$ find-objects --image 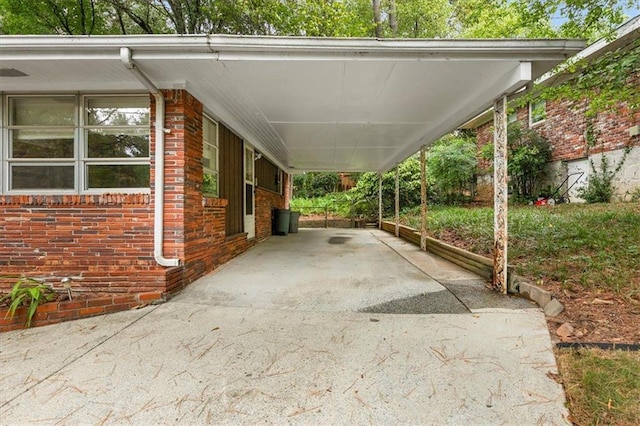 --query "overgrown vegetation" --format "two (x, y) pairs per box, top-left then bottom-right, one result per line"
(1, 277), (55, 328)
(578, 147), (632, 203)
(293, 172), (341, 199)
(556, 348), (640, 426)
(400, 203), (640, 296)
(481, 123), (553, 202)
